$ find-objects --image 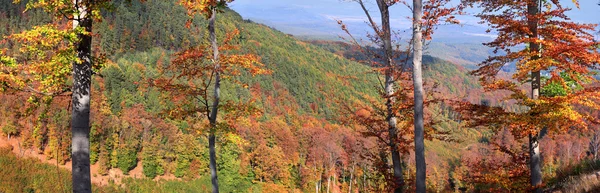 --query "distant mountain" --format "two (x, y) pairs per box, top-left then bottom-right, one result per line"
(231, 4), (341, 37)
(230, 1), (500, 44)
(428, 25), (497, 43)
(229, 2), (507, 71)
(236, 14), (497, 44)
(425, 42), (491, 70)
(230, 0), (598, 42)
